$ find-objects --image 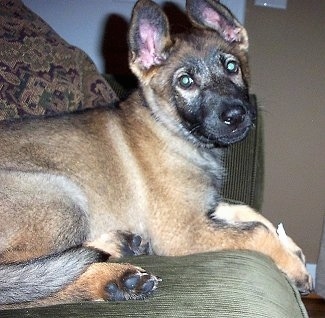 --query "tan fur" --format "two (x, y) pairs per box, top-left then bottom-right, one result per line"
(2, 262), (150, 309)
(0, 0), (312, 308)
(0, 92), (312, 294)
